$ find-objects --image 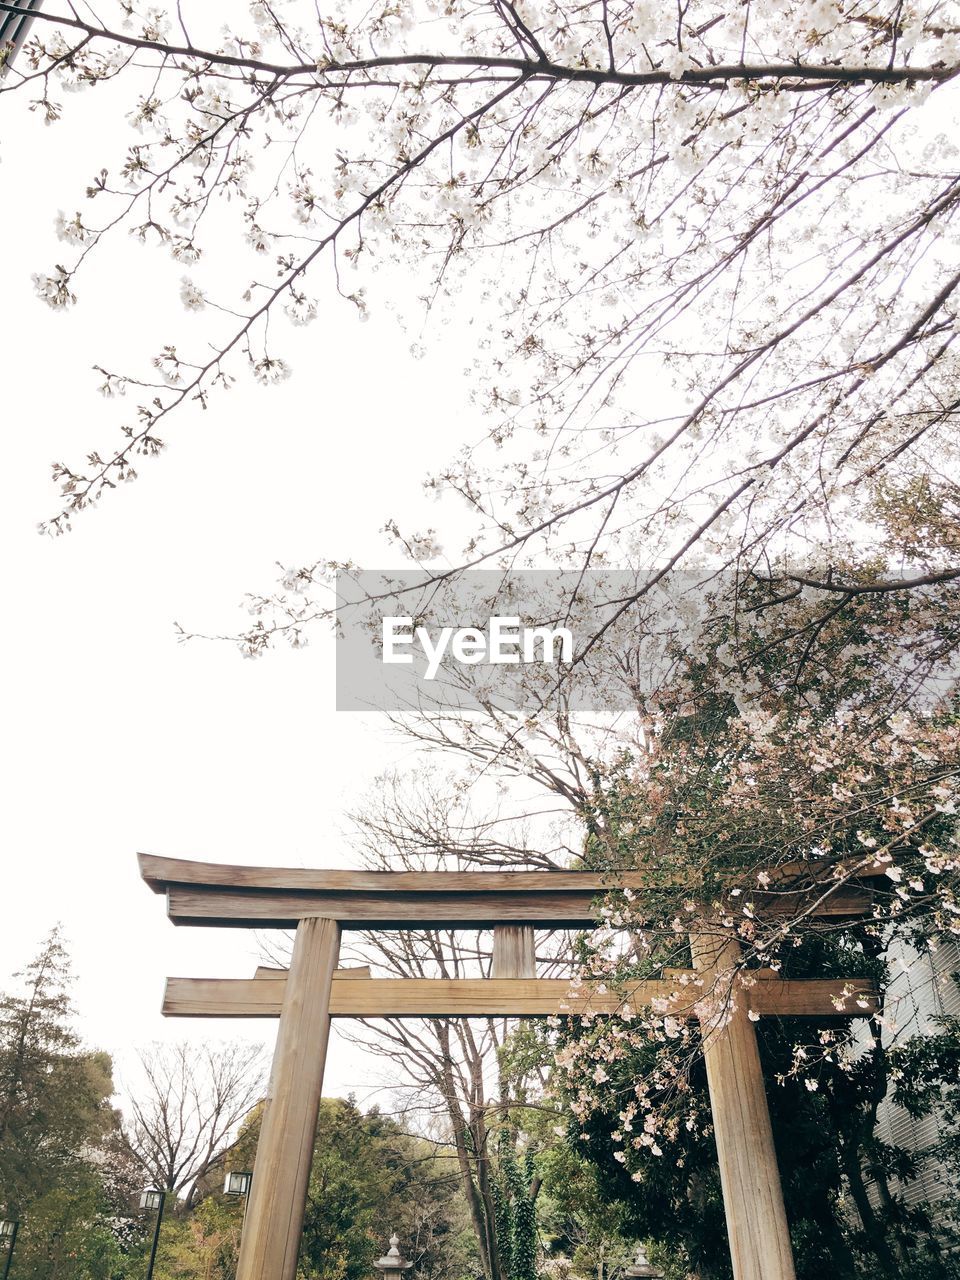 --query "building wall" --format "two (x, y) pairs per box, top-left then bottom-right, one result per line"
(871, 938), (960, 1208)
